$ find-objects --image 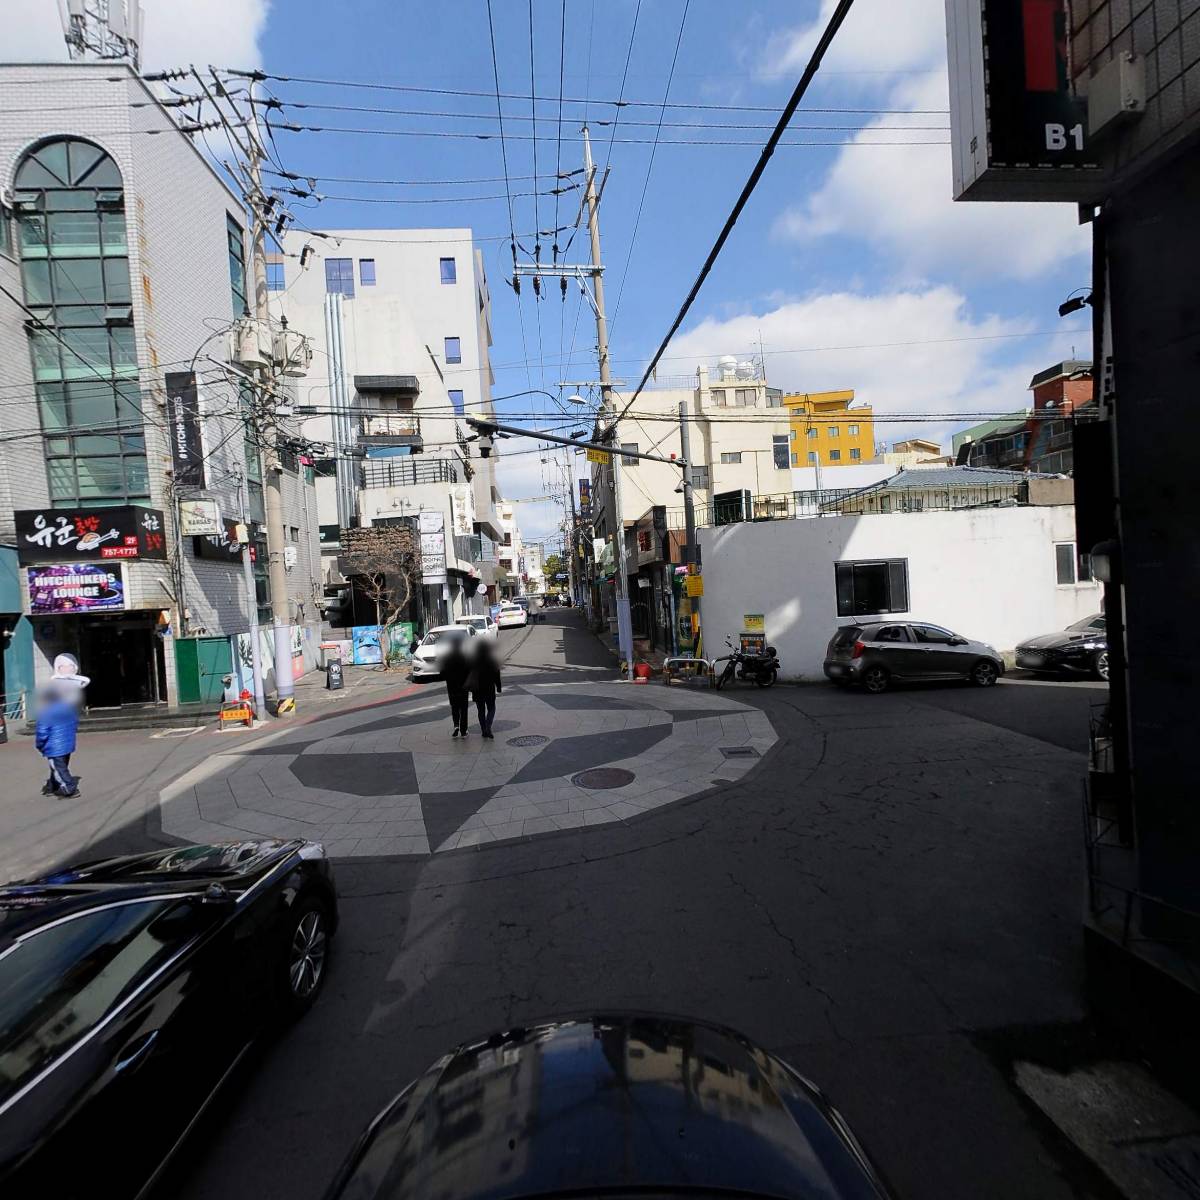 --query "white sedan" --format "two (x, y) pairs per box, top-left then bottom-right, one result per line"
(496, 603), (528, 629)
(456, 614), (498, 641)
(410, 625), (475, 680)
